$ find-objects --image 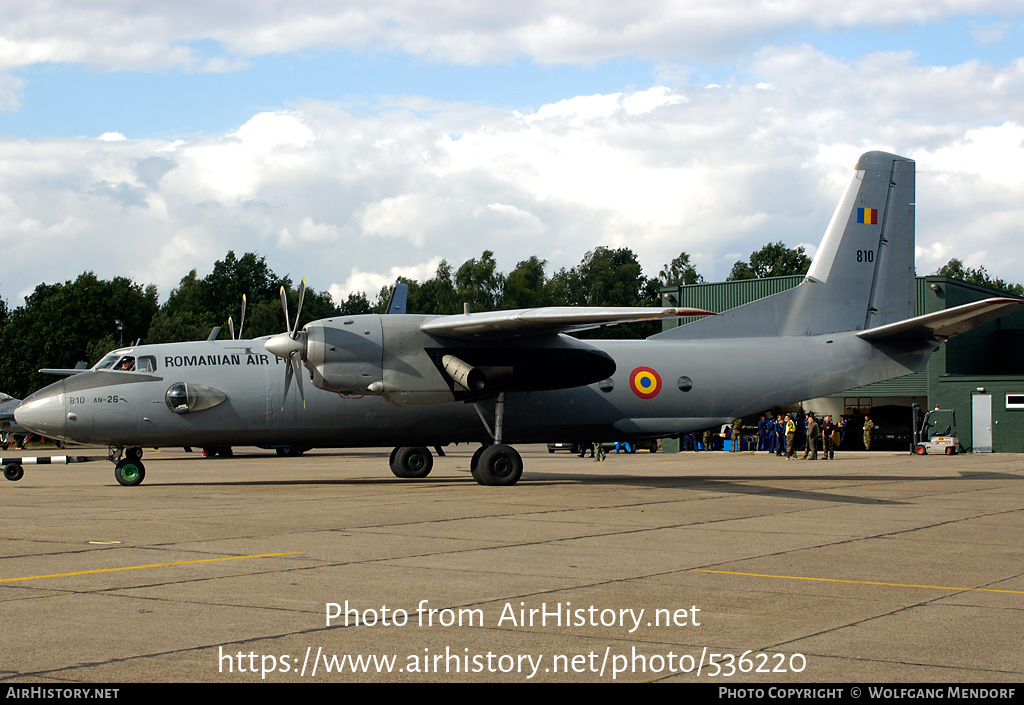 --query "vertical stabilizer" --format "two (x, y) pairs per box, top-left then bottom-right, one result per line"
(654, 151), (915, 340)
